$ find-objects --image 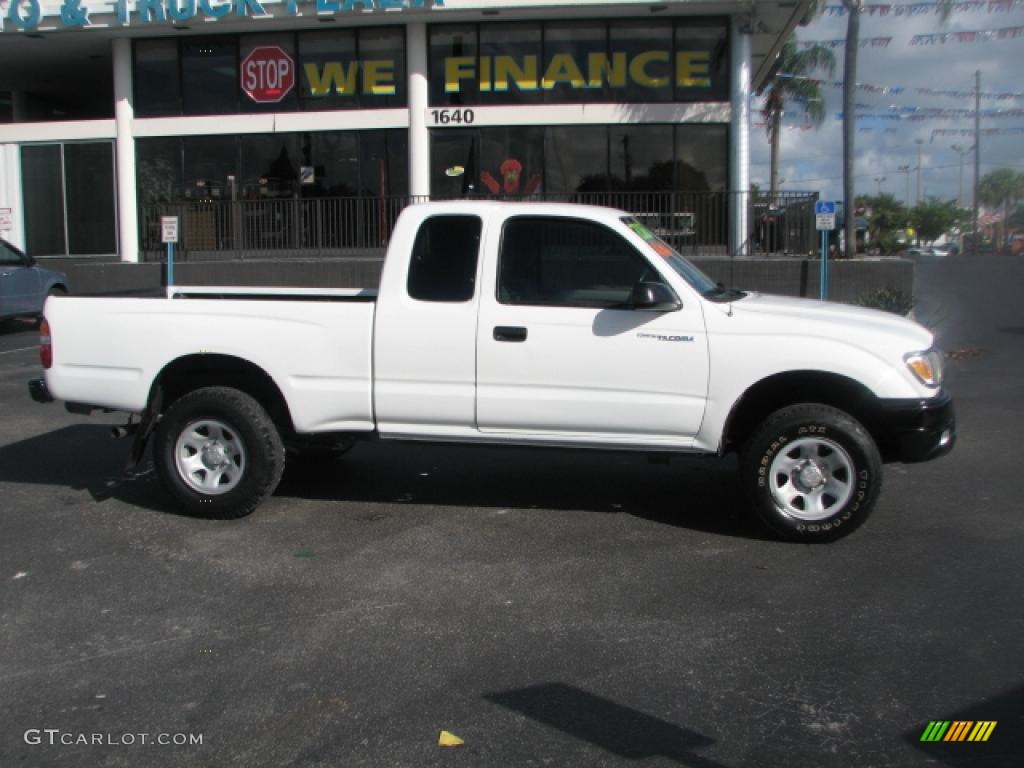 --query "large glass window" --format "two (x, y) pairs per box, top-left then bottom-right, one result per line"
(297, 30), (359, 110)
(64, 143), (117, 255)
(610, 125), (675, 191)
(408, 215), (481, 302)
(430, 25), (478, 106)
(21, 145), (65, 257)
(544, 127), (607, 195)
(429, 124), (726, 198)
(499, 217), (652, 308)
(21, 142), (116, 257)
(356, 27), (406, 109)
(542, 21), (608, 104)
(182, 38), (239, 116)
(135, 29), (407, 118)
(429, 18), (729, 107)
(675, 124), (728, 192)
(675, 18), (729, 103)
(608, 21), (673, 104)
(479, 23), (543, 106)
(134, 40), (181, 117)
